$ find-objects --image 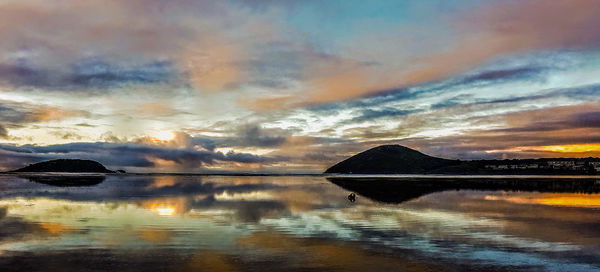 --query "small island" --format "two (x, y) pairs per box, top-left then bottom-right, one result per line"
(325, 145), (600, 175)
(10, 159), (115, 173)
